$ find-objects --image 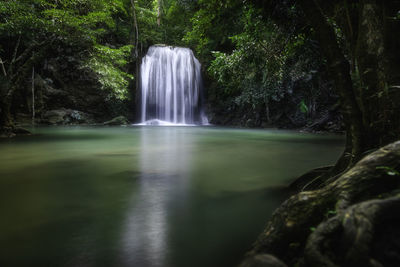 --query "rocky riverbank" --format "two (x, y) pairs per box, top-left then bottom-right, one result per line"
(241, 141), (400, 267)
